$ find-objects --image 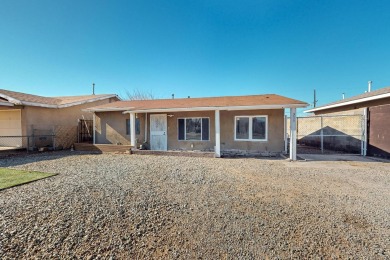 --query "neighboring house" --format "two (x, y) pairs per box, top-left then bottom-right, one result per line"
(305, 86), (390, 158)
(0, 89), (119, 149)
(85, 94), (308, 159)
